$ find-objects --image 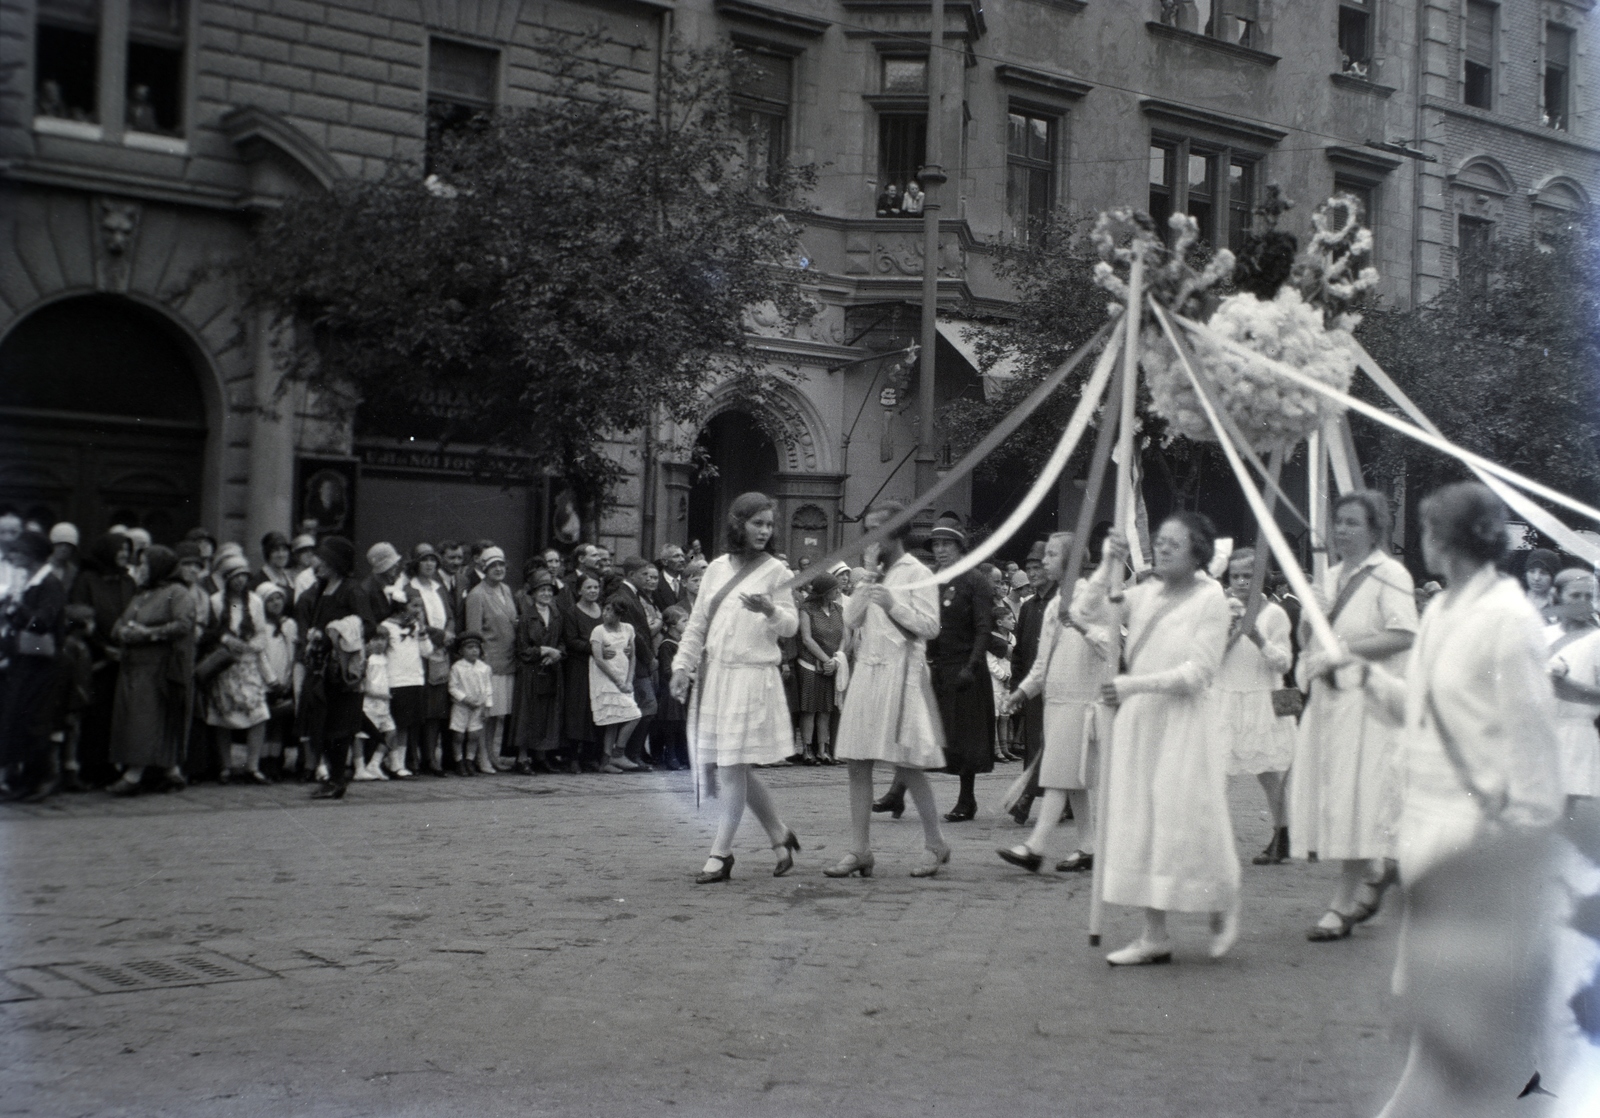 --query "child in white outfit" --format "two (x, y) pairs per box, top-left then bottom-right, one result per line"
(449, 632), (494, 777)
(356, 632), (393, 781)
(380, 600), (432, 779)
